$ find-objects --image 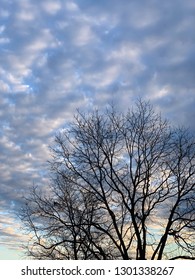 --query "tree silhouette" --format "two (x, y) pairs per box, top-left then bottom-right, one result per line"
(20, 100), (195, 259)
